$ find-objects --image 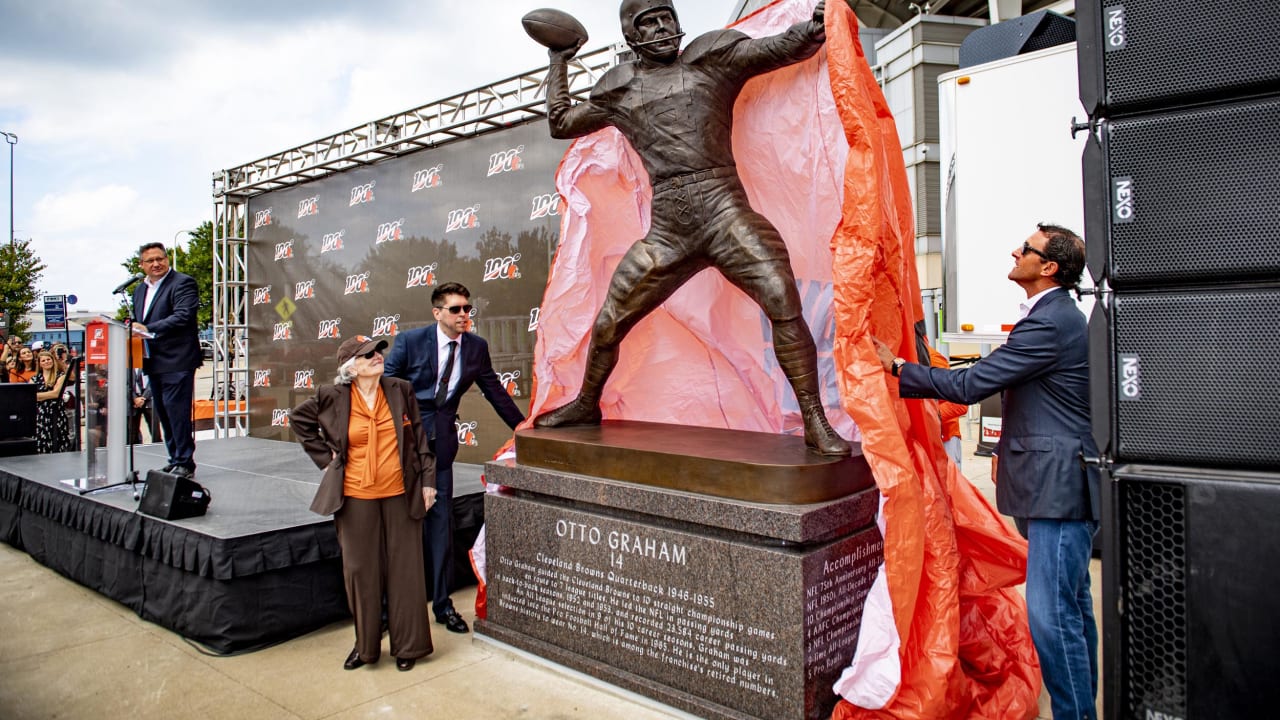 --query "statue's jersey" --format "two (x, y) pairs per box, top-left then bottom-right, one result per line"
(550, 27), (822, 183)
